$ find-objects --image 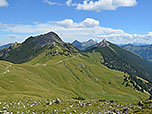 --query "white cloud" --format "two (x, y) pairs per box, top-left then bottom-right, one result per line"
(76, 0), (137, 11)
(8, 35), (19, 39)
(1, 18), (152, 44)
(56, 18), (99, 28)
(0, 22), (9, 27)
(56, 19), (75, 28)
(43, 0), (62, 6)
(0, 0), (8, 7)
(66, 0), (72, 6)
(80, 18), (100, 28)
(33, 22), (39, 24)
(65, 0), (77, 6)
(43, 0), (137, 11)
